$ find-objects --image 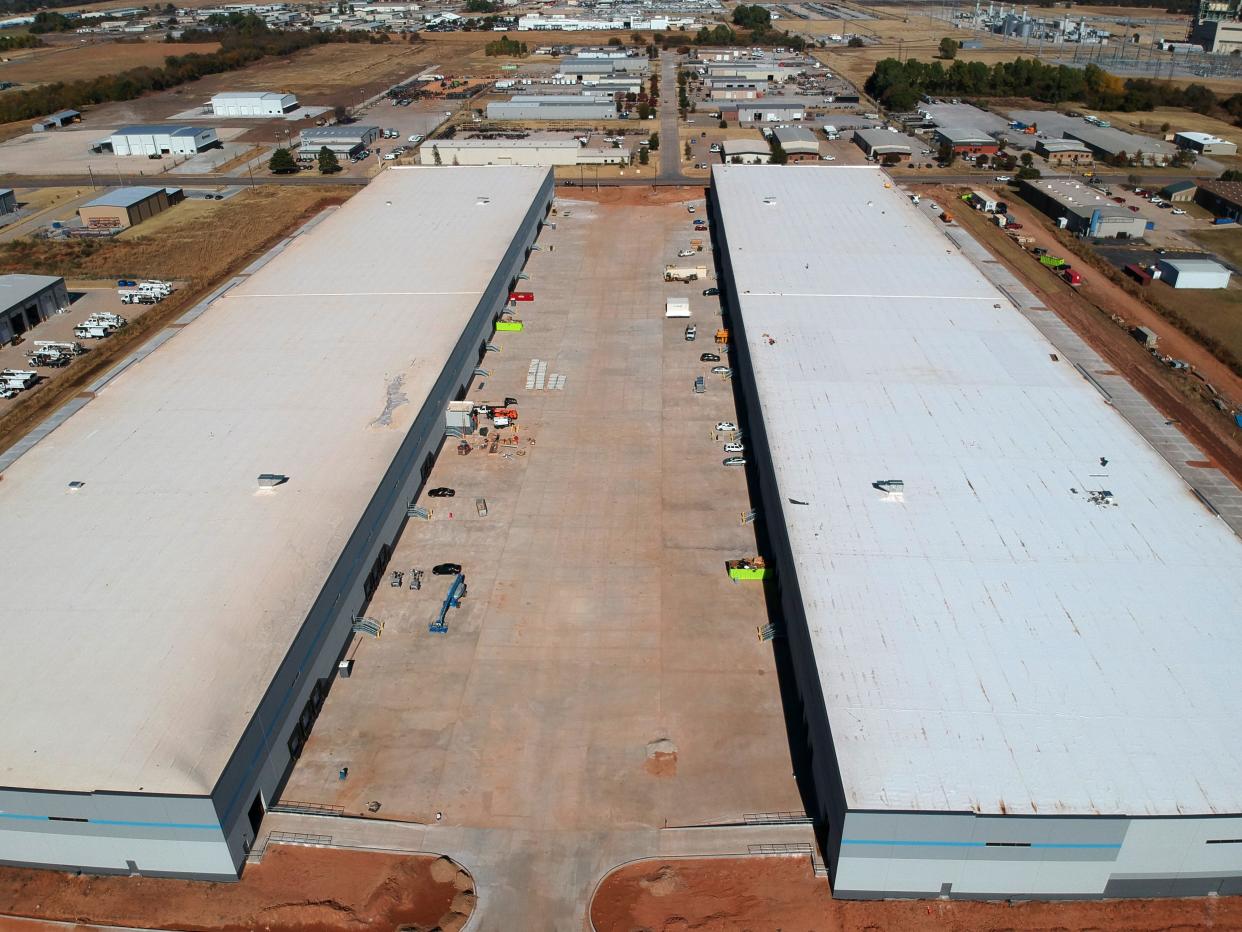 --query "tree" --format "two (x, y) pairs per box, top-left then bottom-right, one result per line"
(631, 32), (644, 44)
(938, 37), (958, 59)
(847, 36), (864, 48)
(719, 119), (728, 129)
(637, 102), (653, 119)
(608, 36), (623, 46)
(937, 141), (955, 165)
(268, 147), (297, 174)
(648, 132), (660, 151)
(1019, 151), (1034, 167)
(684, 140), (693, 159)
(975, 153), (989, 168)
(882, 152), (903, 166)
(768, 137), (788, 165)
(731, 4), (771, 29)
(639, 147), (650, 165)
(1015, 166), (1041, 179)
(317, 147), (341, 174)
(333, 104), (350, 124)
(432, 145), (442, 166)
